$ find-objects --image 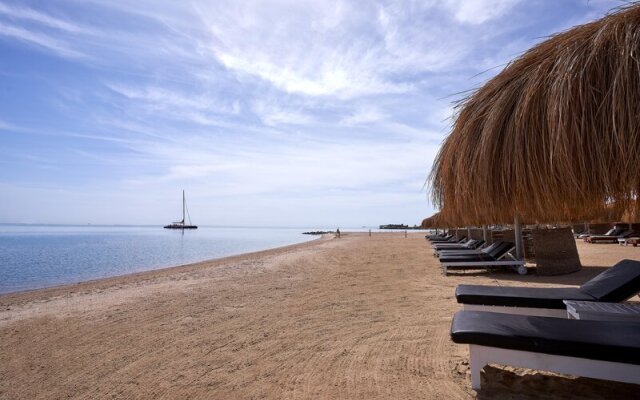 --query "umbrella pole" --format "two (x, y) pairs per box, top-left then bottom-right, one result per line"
(514, 215), (523, 260)
(467, 226), (472, 239)
(482, 225), (488, 242)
